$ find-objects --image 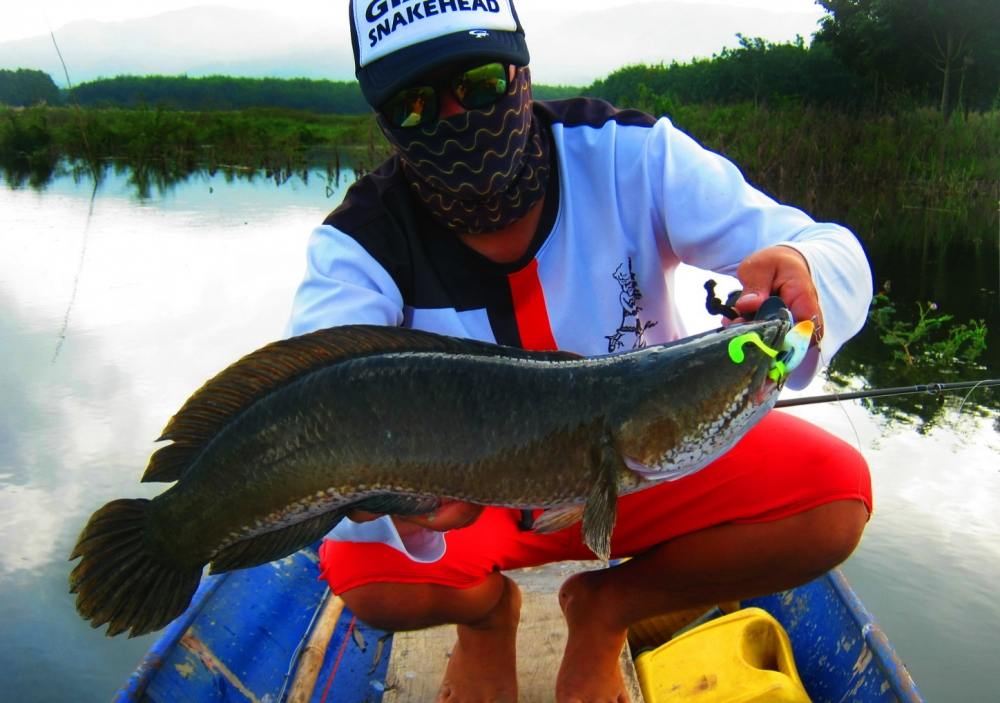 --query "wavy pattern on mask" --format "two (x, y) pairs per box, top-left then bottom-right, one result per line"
(379, 68), (550, 234)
